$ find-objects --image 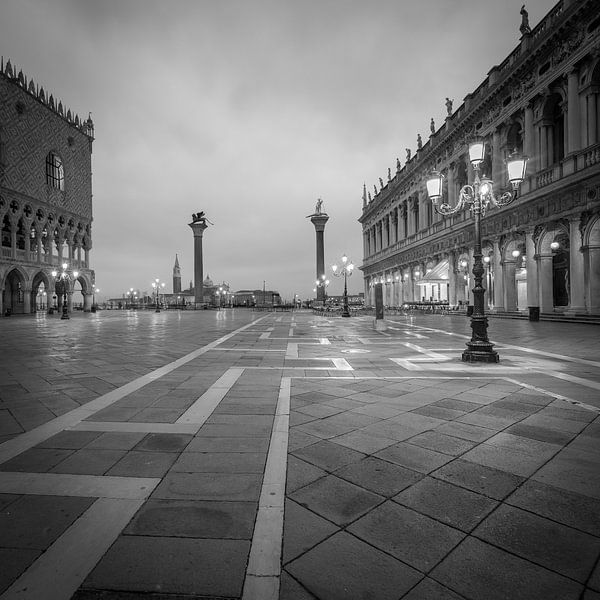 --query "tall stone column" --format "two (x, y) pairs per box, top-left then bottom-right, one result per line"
(567, 218), (585, 314)
(189, 217), (209, 305)
(310, 211), (329, 304)
(525, 230), (539, 308)
(538, 254), (554, 312)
